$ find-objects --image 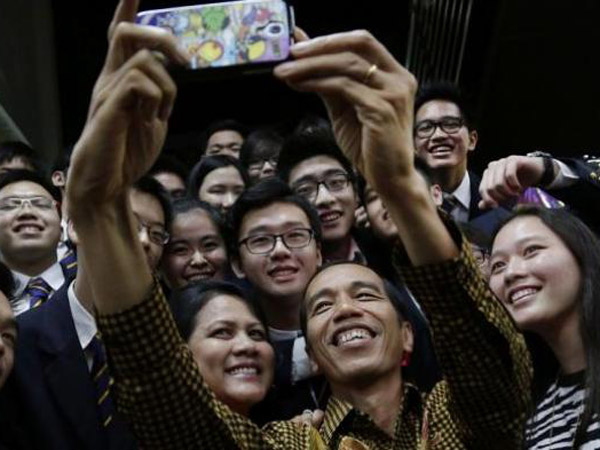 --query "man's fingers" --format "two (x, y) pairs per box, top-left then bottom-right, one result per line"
(108, 0), (140, 41)
(294, 26), (310, 42)
(504, 158), (524, 193)
(275, 52), (387, 90)
(97, 49), (177, 121)
(105, 22), (190, 73)
(290, 30), (403, 74)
